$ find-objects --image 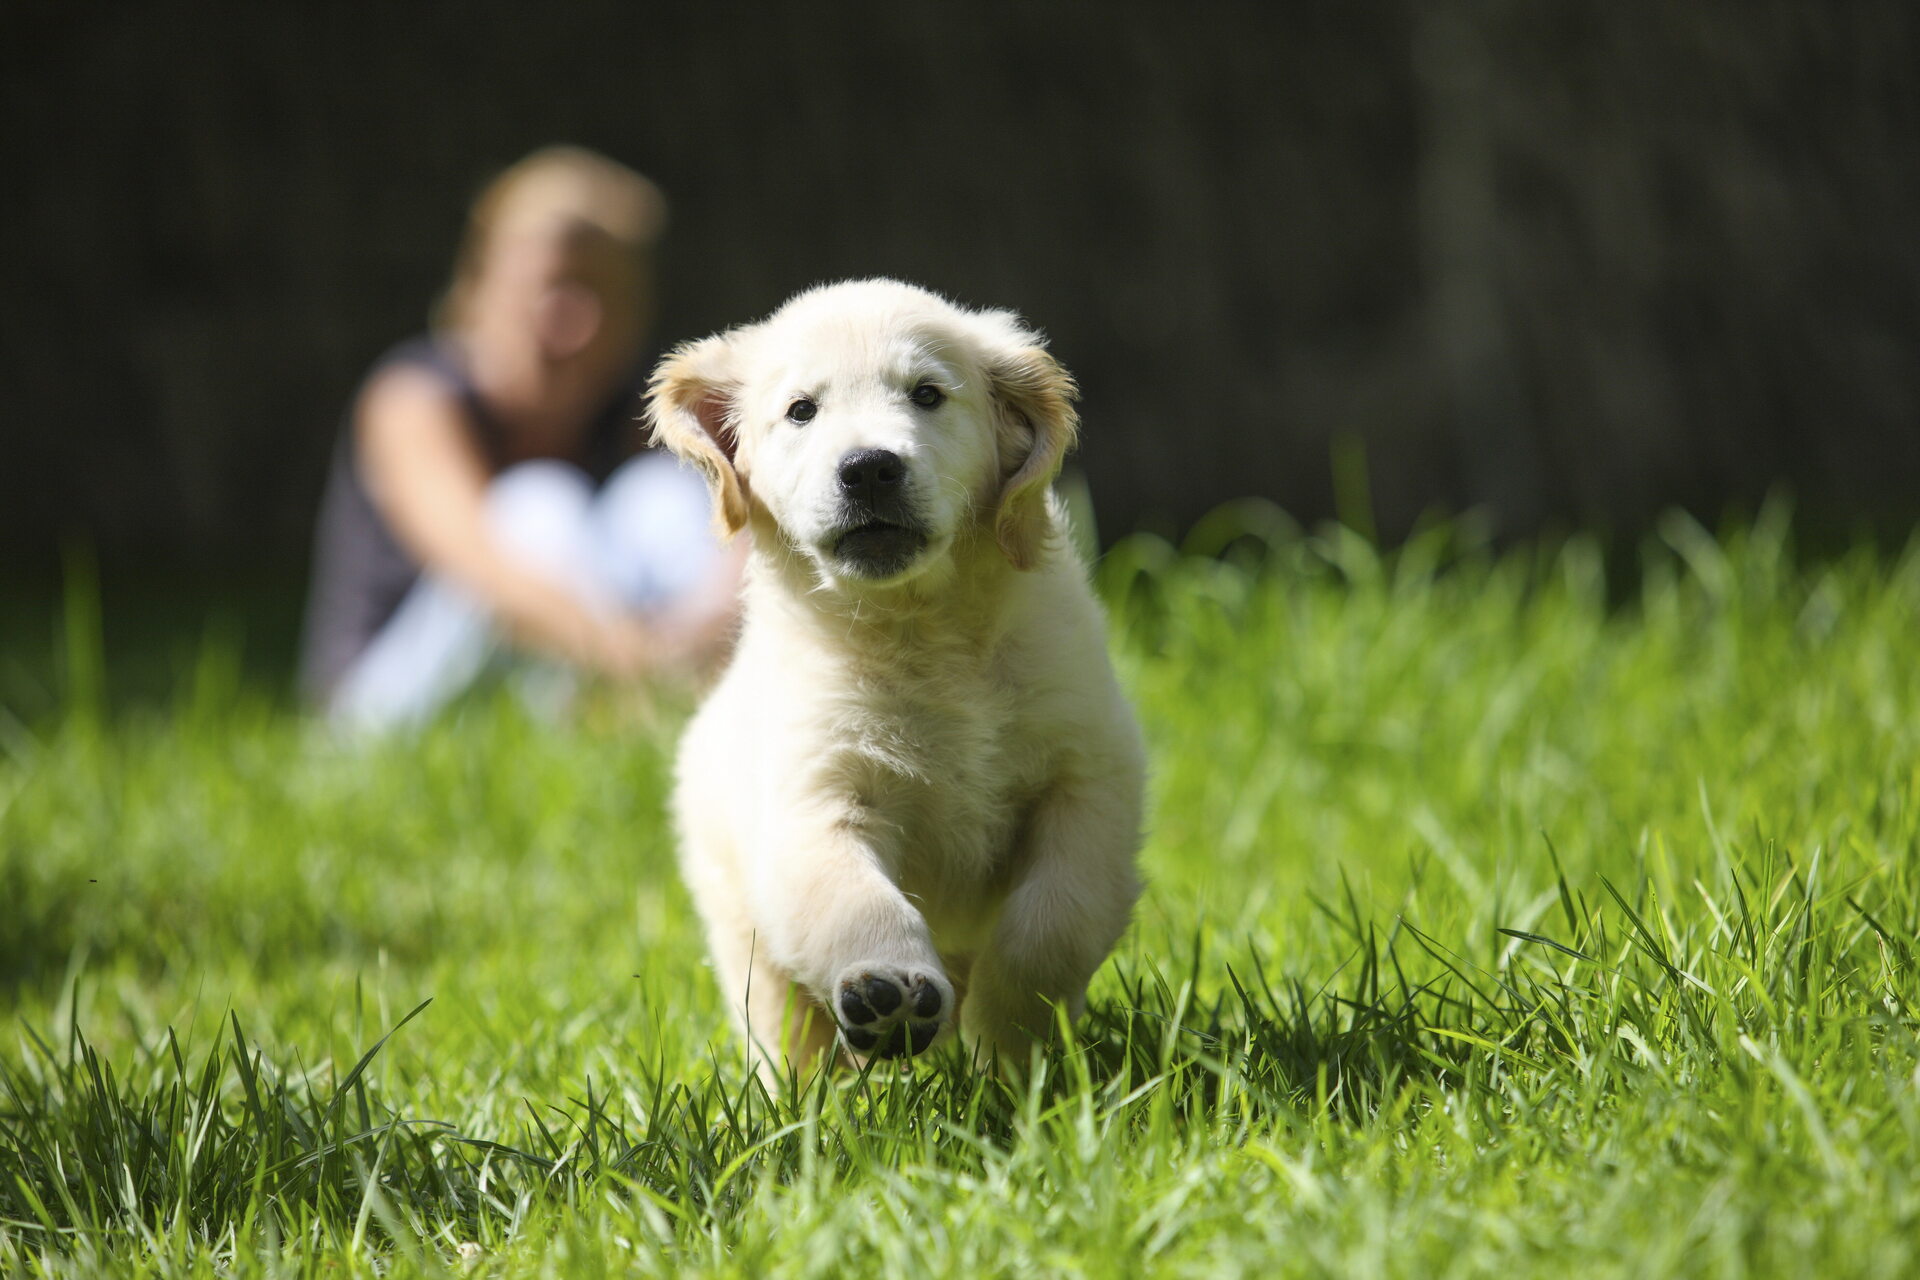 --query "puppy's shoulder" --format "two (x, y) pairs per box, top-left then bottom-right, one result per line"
(1001, 544), (1109, 659)
(998, 548), (1135, 746)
